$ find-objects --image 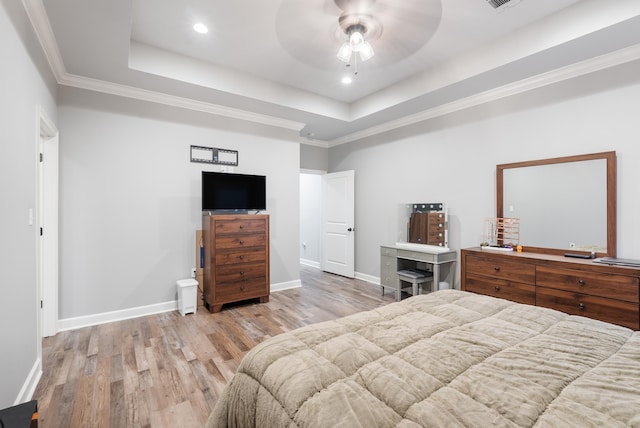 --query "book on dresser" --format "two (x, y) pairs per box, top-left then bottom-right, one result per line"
(202, 213), (270, 313)
(461, 247), (640, 330)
